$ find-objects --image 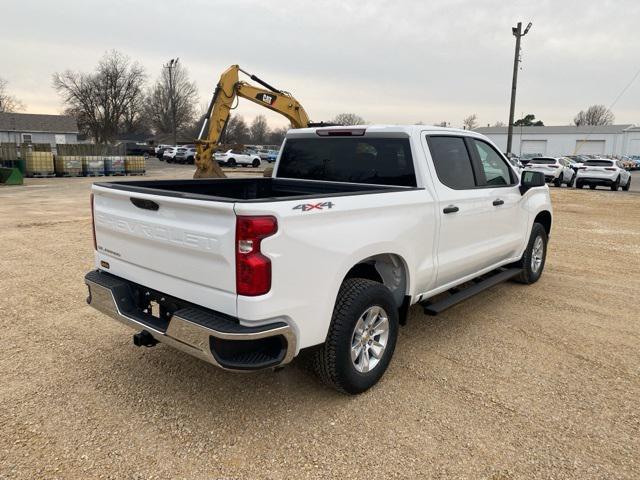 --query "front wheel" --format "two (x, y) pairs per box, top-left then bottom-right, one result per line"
(252, 158), (261, 168)
(226, 158), (236, 168)
(513, 223), (548, 285)
(313, 278), (399, 394)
